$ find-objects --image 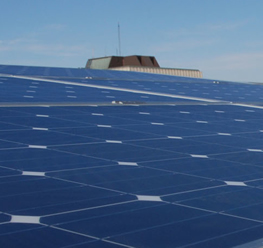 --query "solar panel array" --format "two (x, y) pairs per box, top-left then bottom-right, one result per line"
(1, 64), (263, 247)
